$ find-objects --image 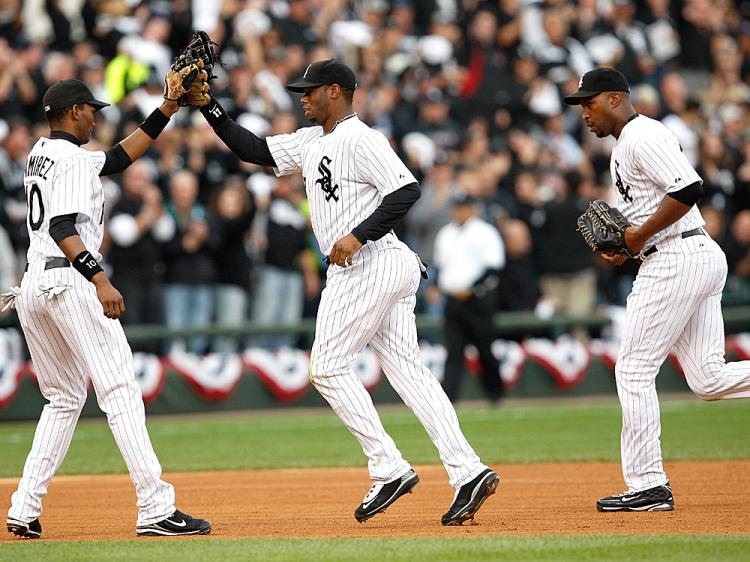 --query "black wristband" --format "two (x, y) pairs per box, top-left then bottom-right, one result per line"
(351, 227), (367, 244)
(72, 250), (104, 281)
(200, 99), (230, 128)
(139, 108), (170, 139)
